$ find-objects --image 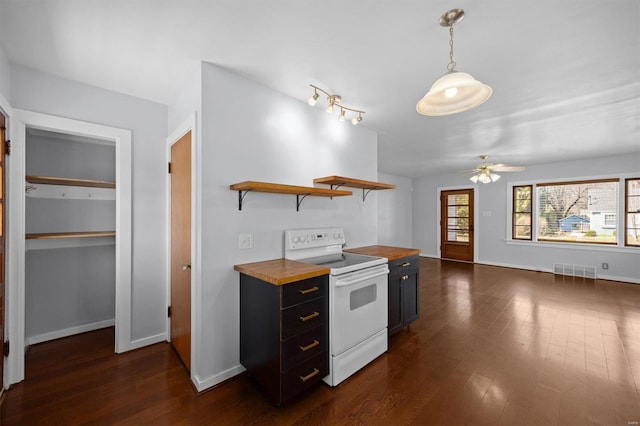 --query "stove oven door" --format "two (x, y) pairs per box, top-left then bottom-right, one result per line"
(331, 264), (389, 356)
